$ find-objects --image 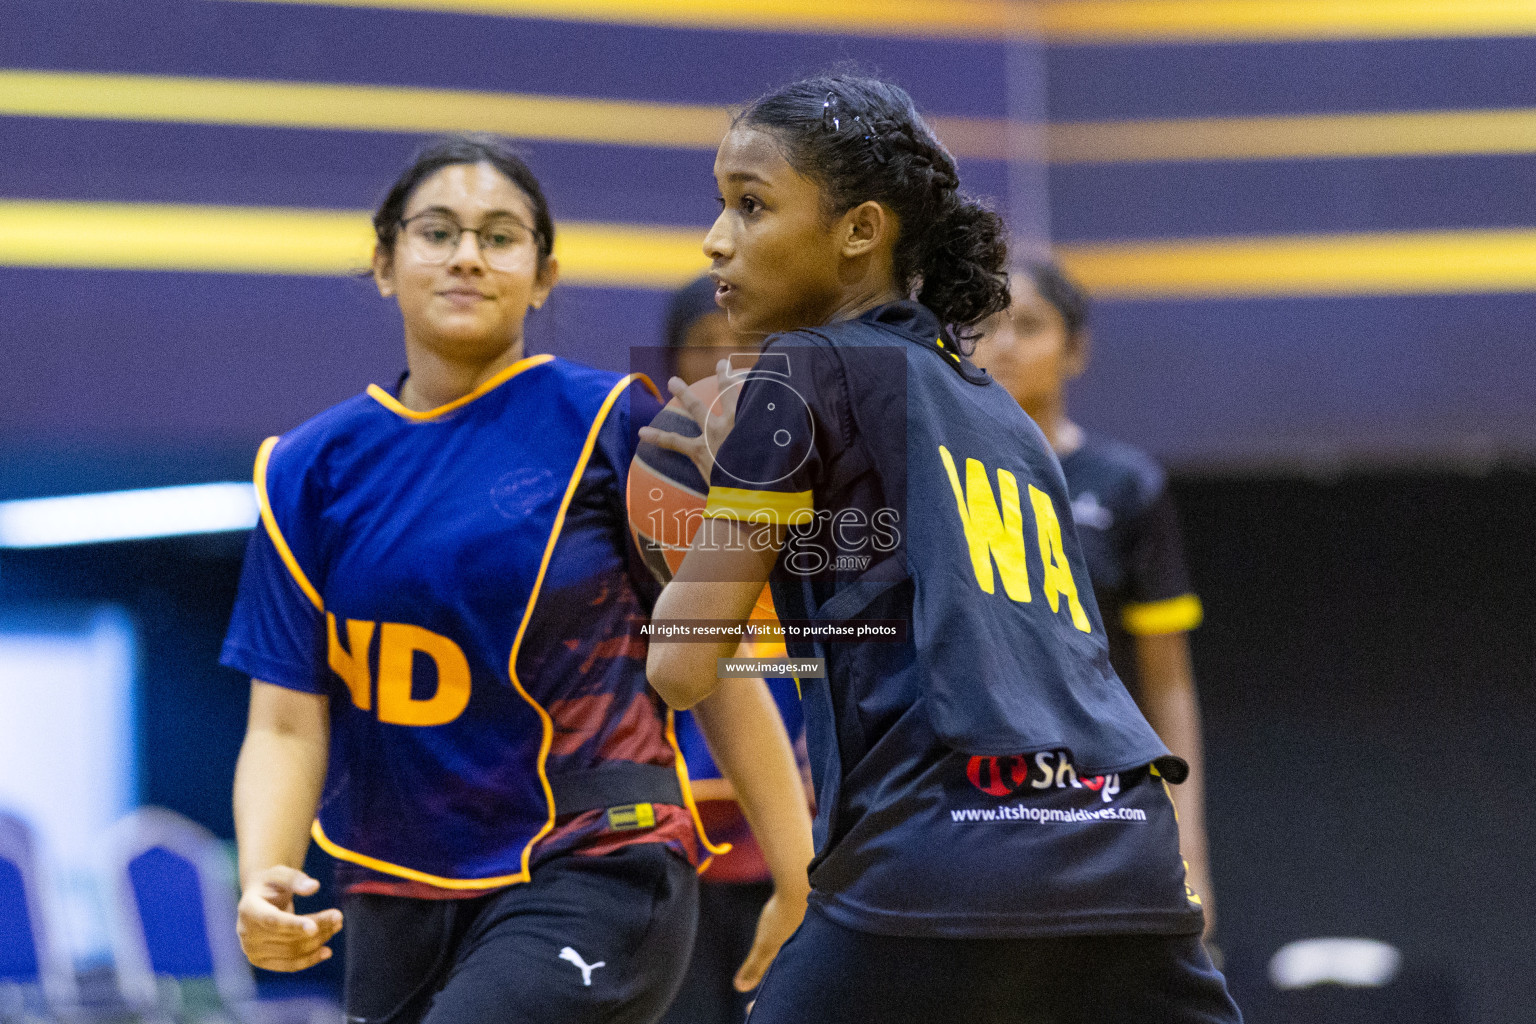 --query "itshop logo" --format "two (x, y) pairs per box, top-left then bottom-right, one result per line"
(965, 751), (1122, 803)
